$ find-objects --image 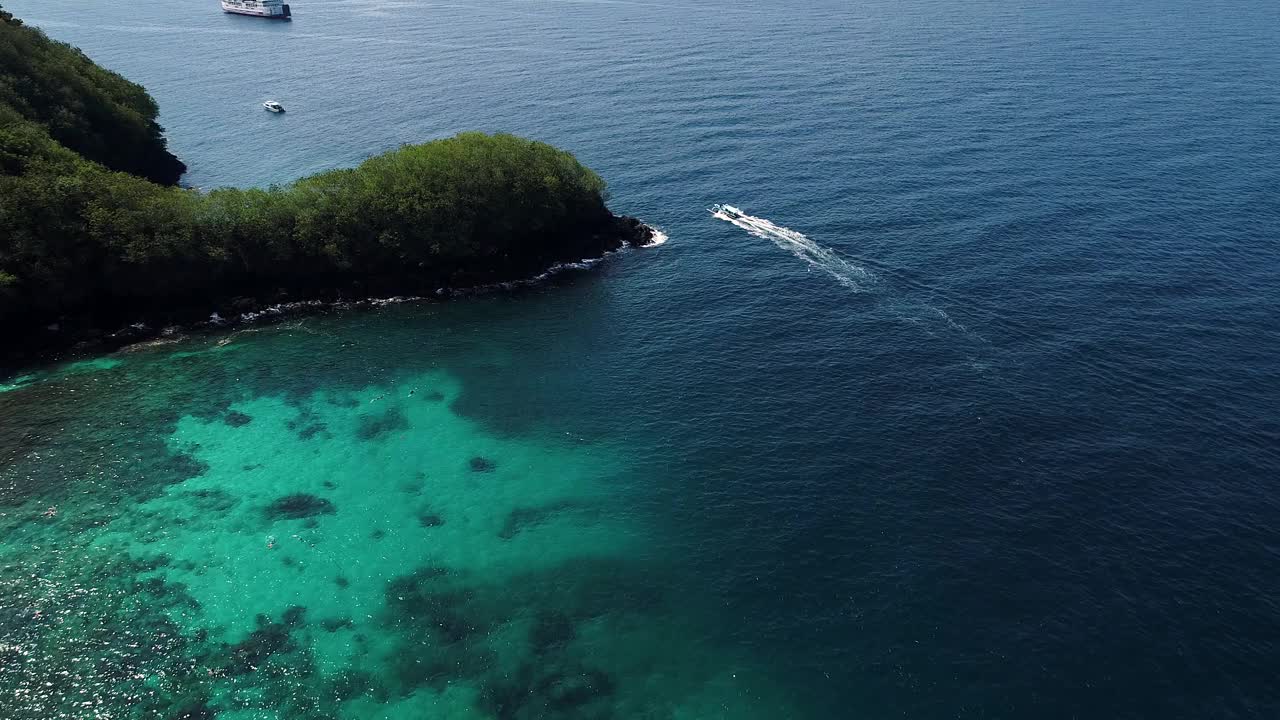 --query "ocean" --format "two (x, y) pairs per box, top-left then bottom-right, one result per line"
(2, 0), (1279, 718)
